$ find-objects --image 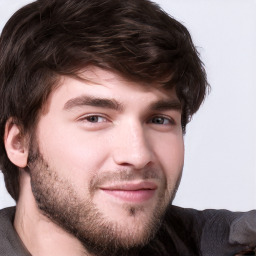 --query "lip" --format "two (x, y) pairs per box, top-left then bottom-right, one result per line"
(100, 181), (157, 203)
